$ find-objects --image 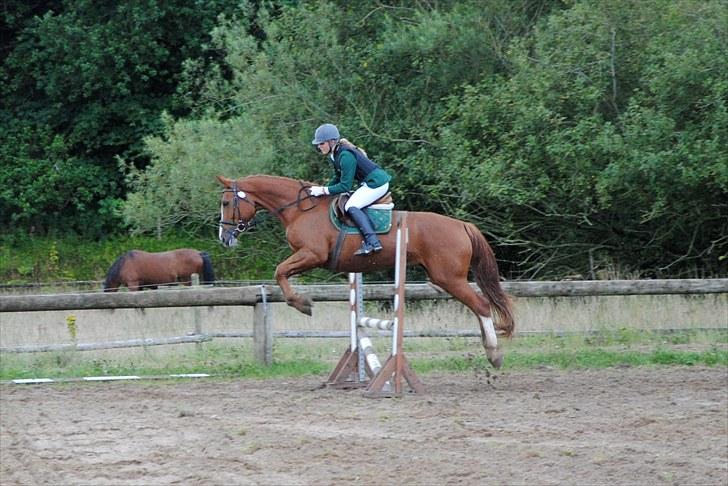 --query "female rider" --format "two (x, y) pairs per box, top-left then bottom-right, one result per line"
(308, 123), (392, 256)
